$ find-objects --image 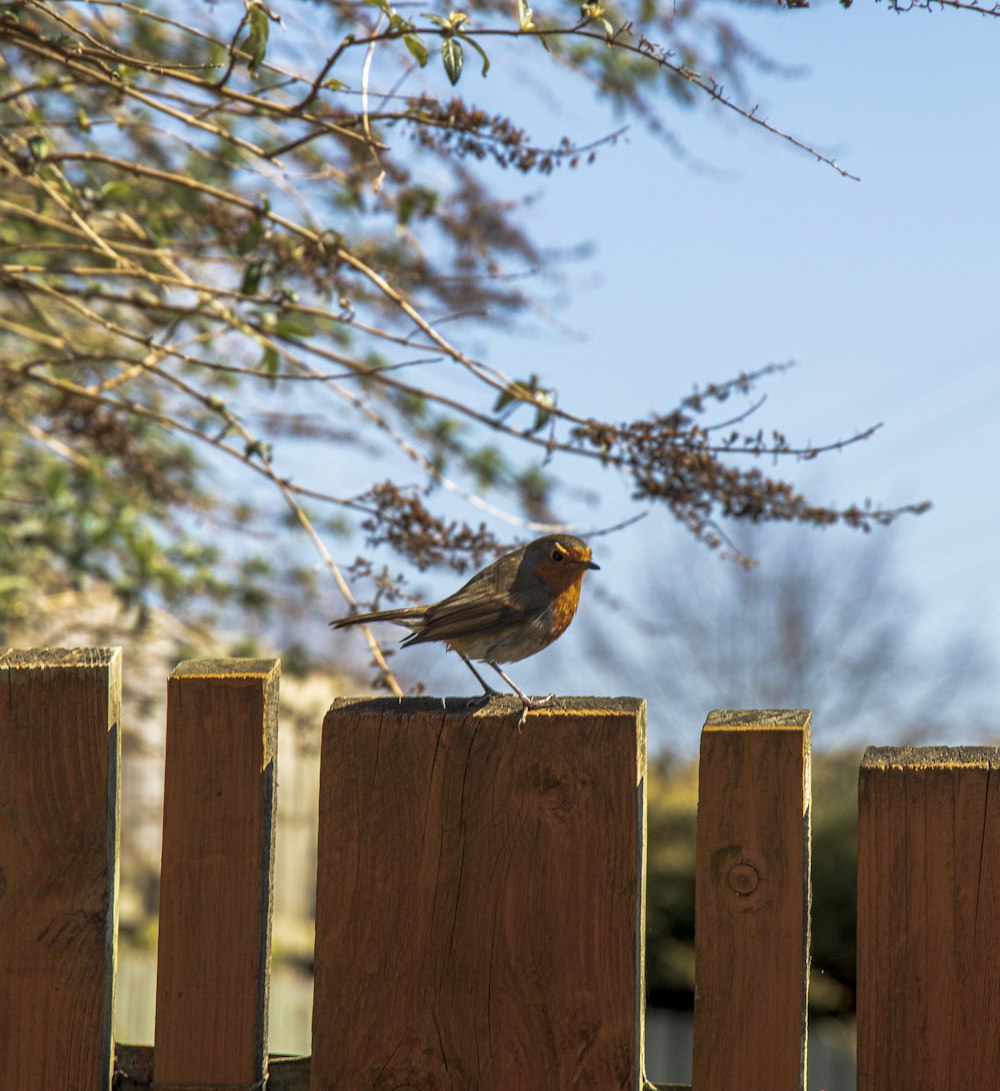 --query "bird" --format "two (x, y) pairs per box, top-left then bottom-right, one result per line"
(330, 534), (599, 723)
